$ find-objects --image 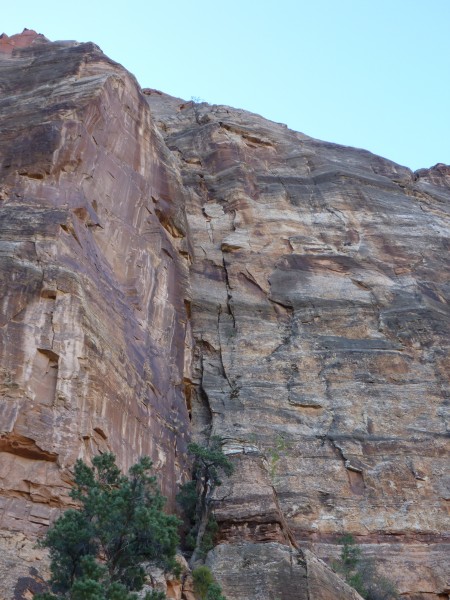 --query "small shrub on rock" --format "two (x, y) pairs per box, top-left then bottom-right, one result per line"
(192, 566), (226, 600)
(332, 534), (399, 600)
